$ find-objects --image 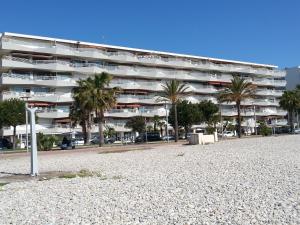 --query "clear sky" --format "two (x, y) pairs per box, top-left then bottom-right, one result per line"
(0, 0), (299, 68)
